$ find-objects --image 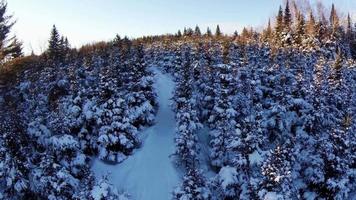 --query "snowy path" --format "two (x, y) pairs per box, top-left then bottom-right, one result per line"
(92, 68), (180, 200)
